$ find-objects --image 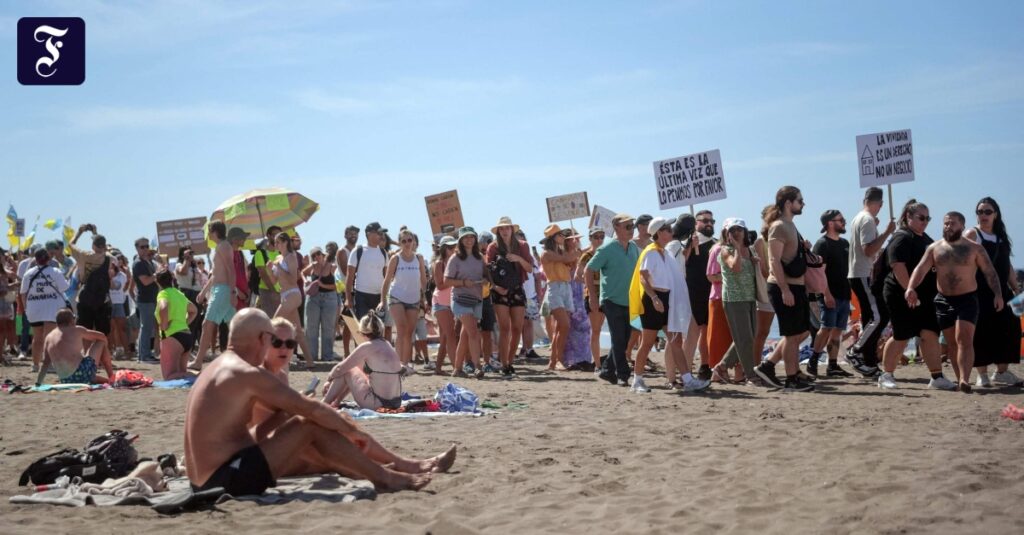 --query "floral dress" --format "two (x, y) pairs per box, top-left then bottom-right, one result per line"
(562, 280), (593, 367)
